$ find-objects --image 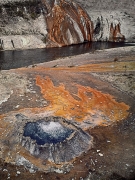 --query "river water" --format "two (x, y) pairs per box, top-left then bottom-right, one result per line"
(0, 42), (133, 70)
